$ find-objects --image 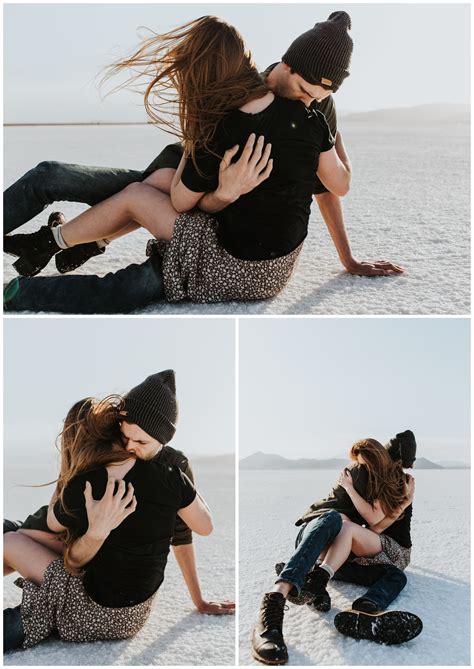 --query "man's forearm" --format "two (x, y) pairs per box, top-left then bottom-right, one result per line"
(315, 191), (357, 270)
(198, 188), (235, 214)
(172, 543), (204, 608)
(67, 529), (107, 569)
